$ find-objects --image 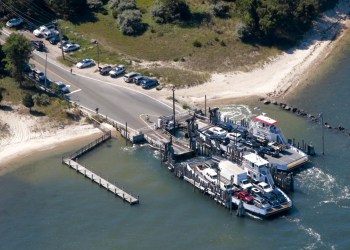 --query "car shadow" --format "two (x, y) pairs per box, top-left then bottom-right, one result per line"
(0, 105), (13, 111)
(30, 110), (46, 116)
